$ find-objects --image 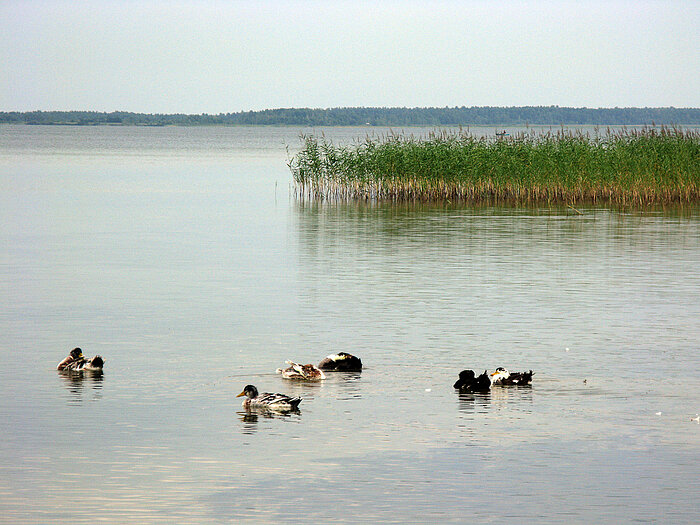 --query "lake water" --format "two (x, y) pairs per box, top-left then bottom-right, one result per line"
(1, 125), (699, 524)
